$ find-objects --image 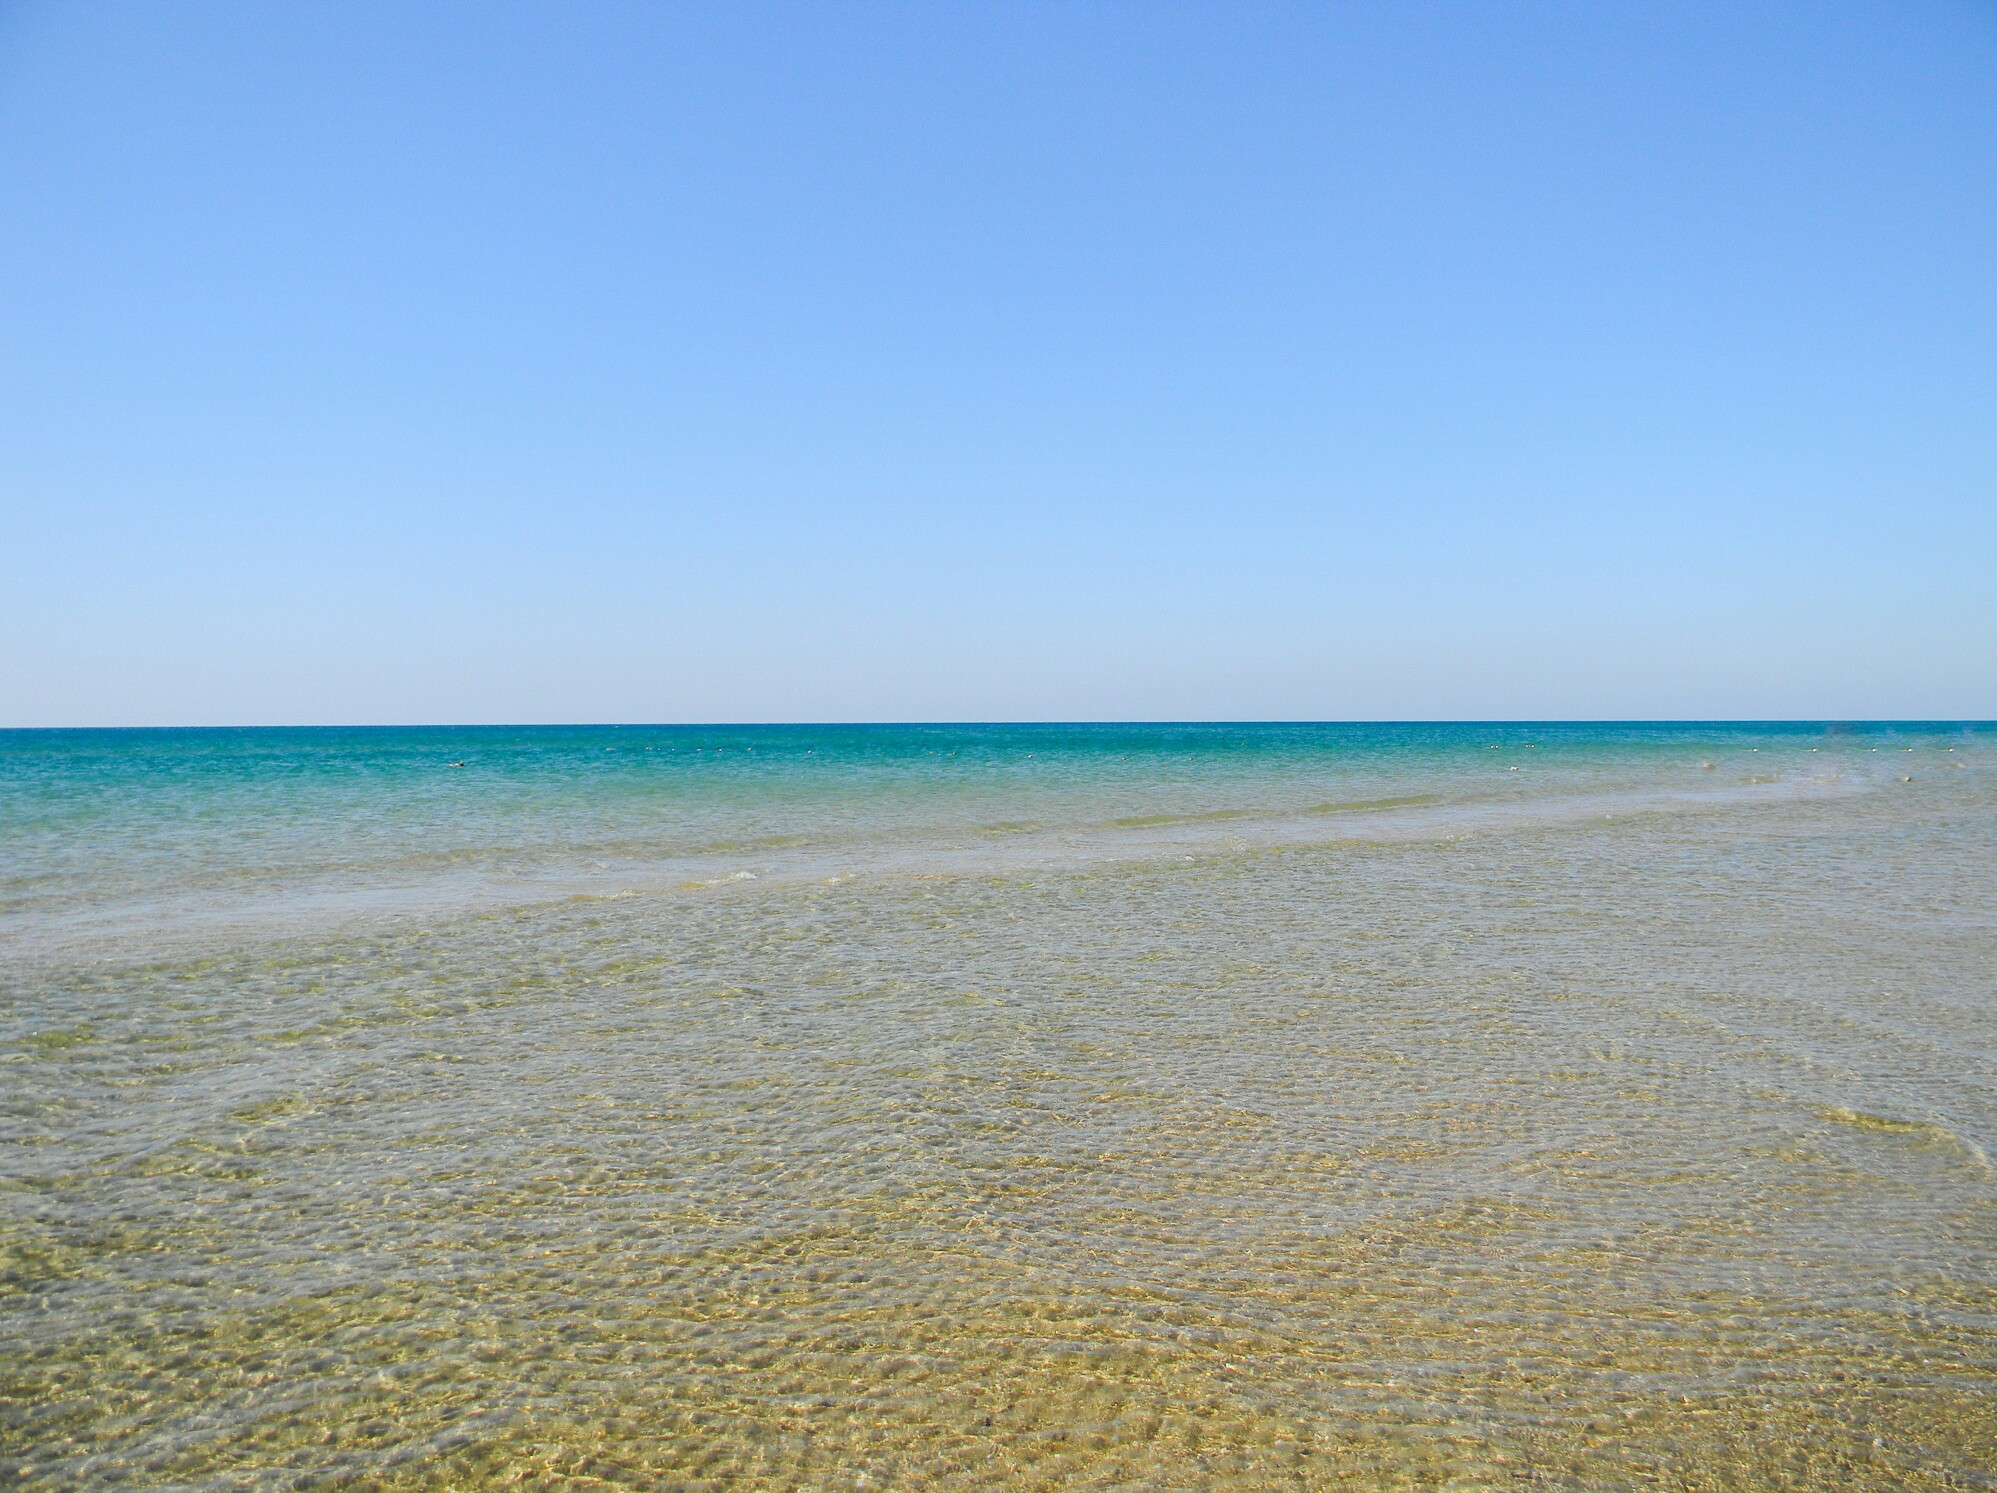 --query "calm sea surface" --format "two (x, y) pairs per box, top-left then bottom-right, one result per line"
(4, 723), (1994, 1488)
